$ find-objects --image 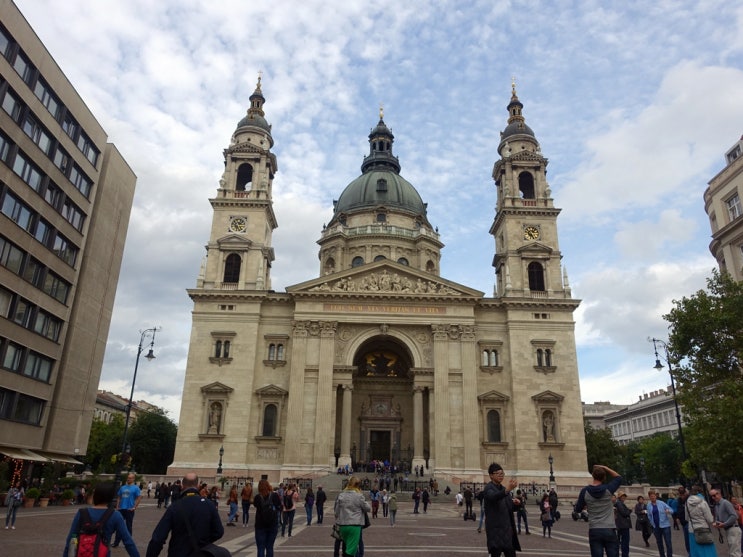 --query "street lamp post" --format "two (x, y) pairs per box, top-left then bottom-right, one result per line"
(548, 453), (555, 486)
(118, 327), (159, 481)
(651, 337), (688, 465)
(217, 445), (224, 475)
